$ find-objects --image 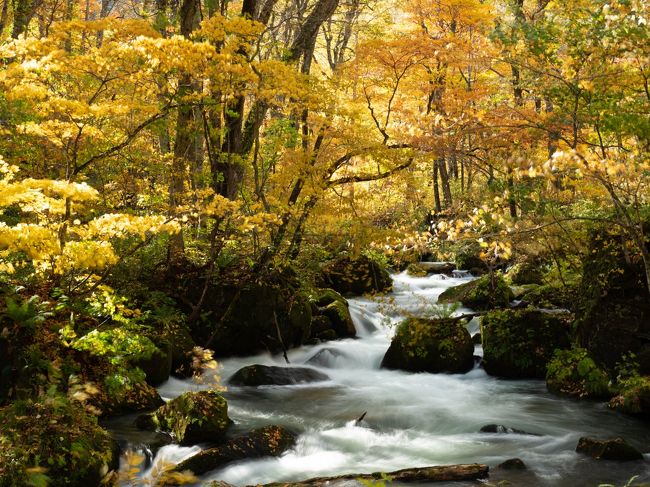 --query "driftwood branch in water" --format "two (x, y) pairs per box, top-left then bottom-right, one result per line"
(258, 463), (489, 486)
(355, 411), (367, 425)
